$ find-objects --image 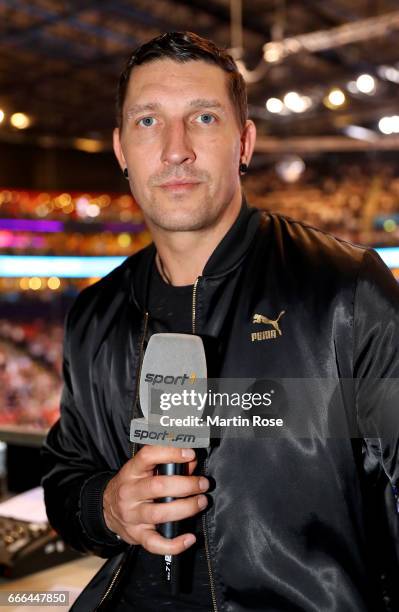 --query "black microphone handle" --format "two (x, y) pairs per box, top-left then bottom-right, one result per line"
(157, 462), (186, 538)
(156, 462), (187, 594)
